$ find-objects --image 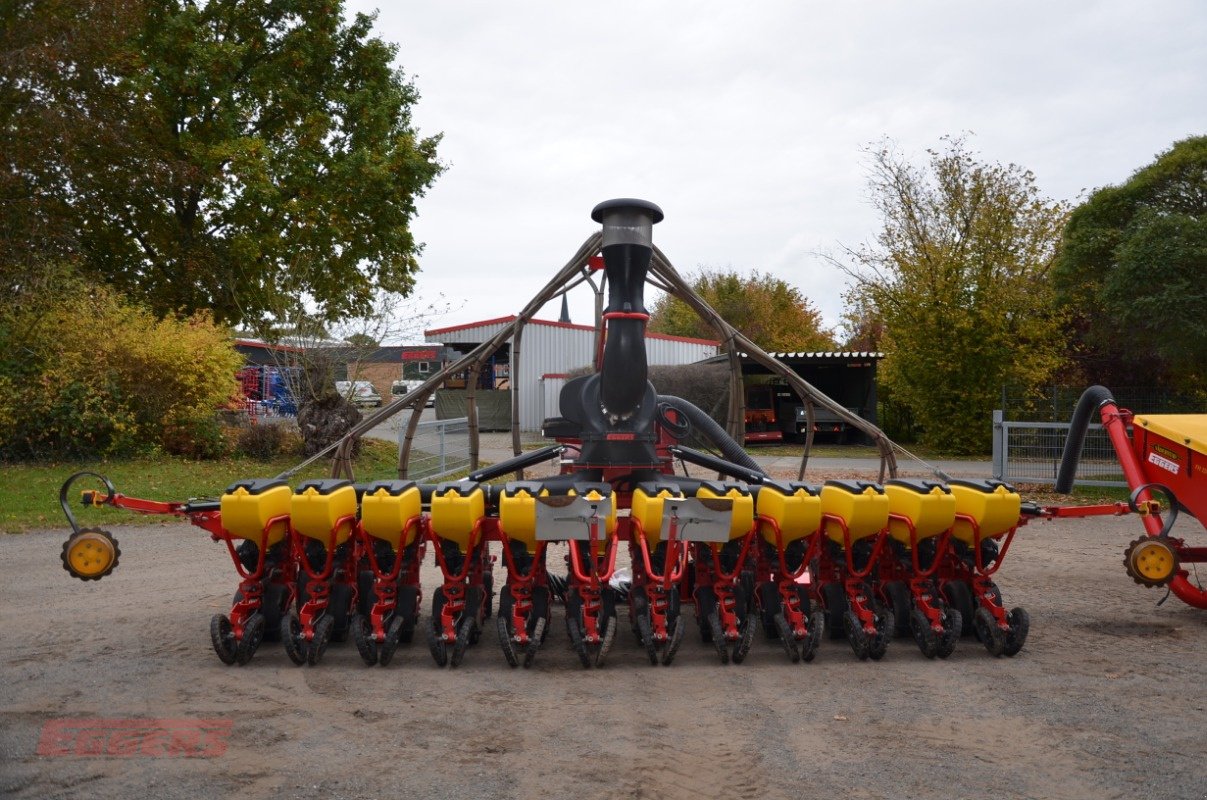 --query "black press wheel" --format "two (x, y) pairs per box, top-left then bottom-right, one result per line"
(379, 615), (405, 667)
(281, 613), (305, 665)
(351, 613), (377, 666)
(636, 612), (658, 666)
(450, 616), (475, 668)
(566, 614), (592, 669)
(732, 615), (756, 665)
(821, 583), (848, 640)
(234, 611), (265, 666)
(497, 613), (519, 668)
(773, 611), (801, 663)
(843, 609), (870, 661)
(942, 580), (976, 637)
(868, 604), (893, 661)
(1003, 607), (1029, 657)
(935, 607), (962, 659)
(595, 613), (617, 668)
(800, 611), (824, 663)
(307, 614), (335, 665)
(910, 607), (939, 659)
(210, 614), (237, 665)
(884, 581), (913, 638)
(707, 611), (728, 664)
(523, 617), (546, 668)
(660, 615), (685, 666)
(974, 606), (1006, 657)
